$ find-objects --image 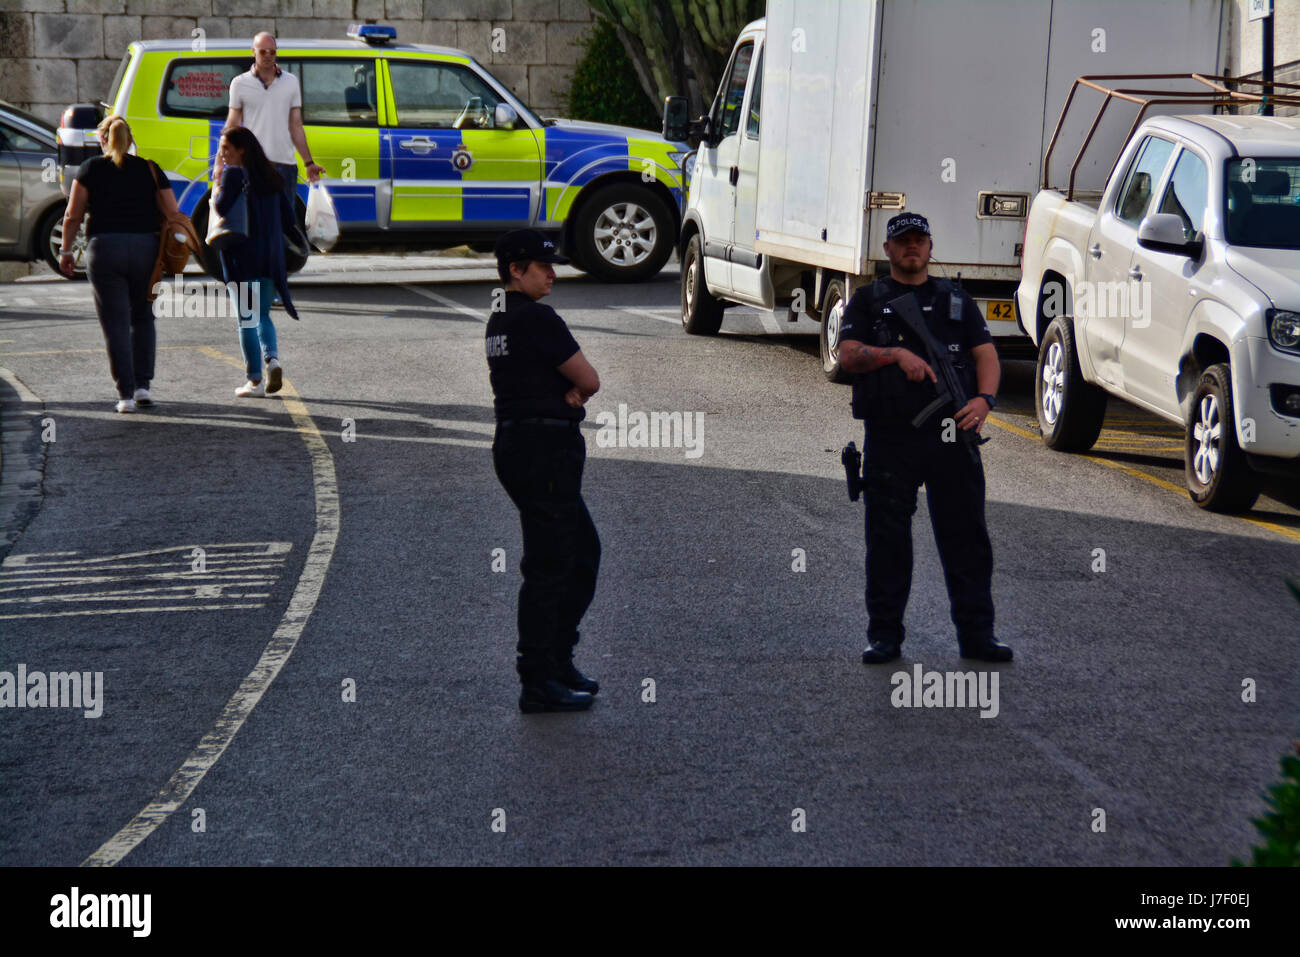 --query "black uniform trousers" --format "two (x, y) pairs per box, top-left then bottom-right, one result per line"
(862, 420), (995, 647)
(492, 420), (601, 683)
